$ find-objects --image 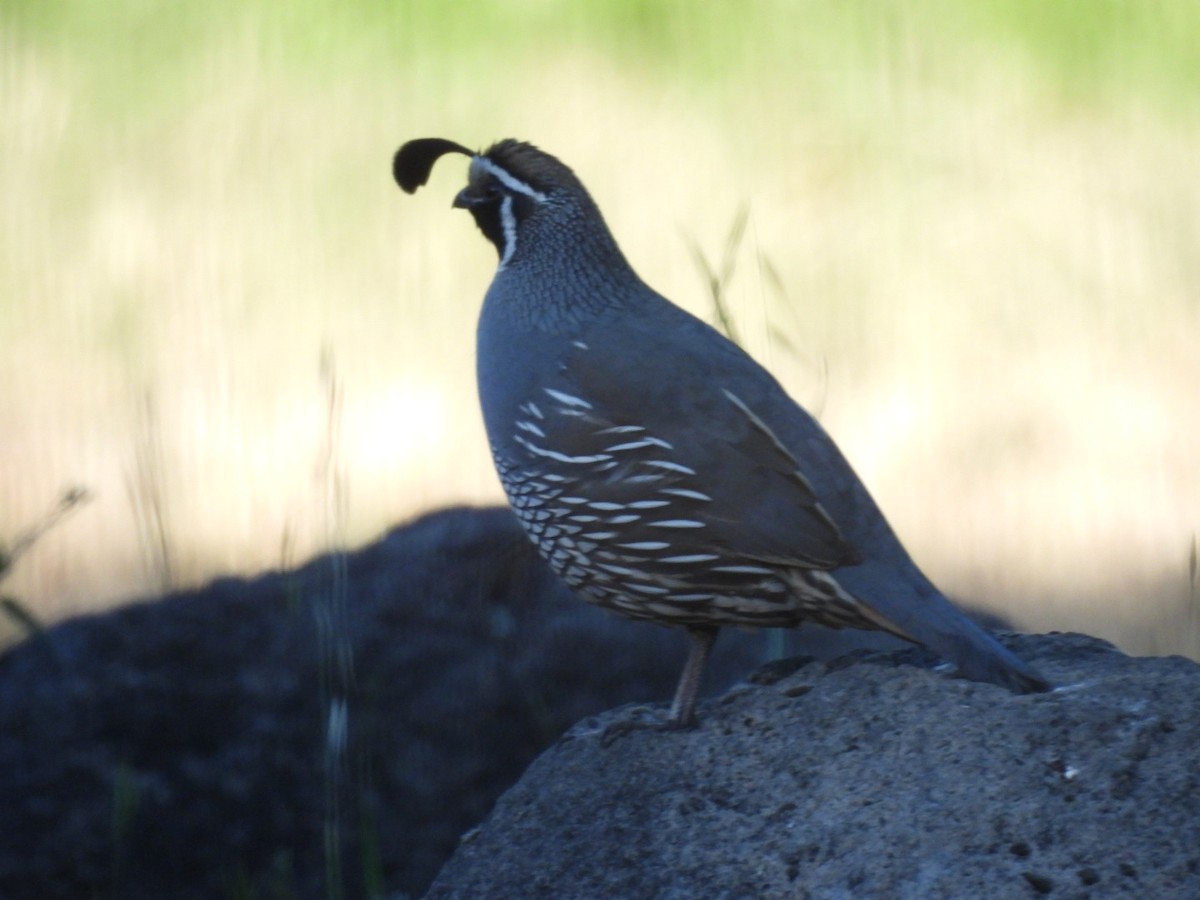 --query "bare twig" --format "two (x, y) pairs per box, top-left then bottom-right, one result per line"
(1, 486), (92, 576)
(686, 204), (751, 347)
